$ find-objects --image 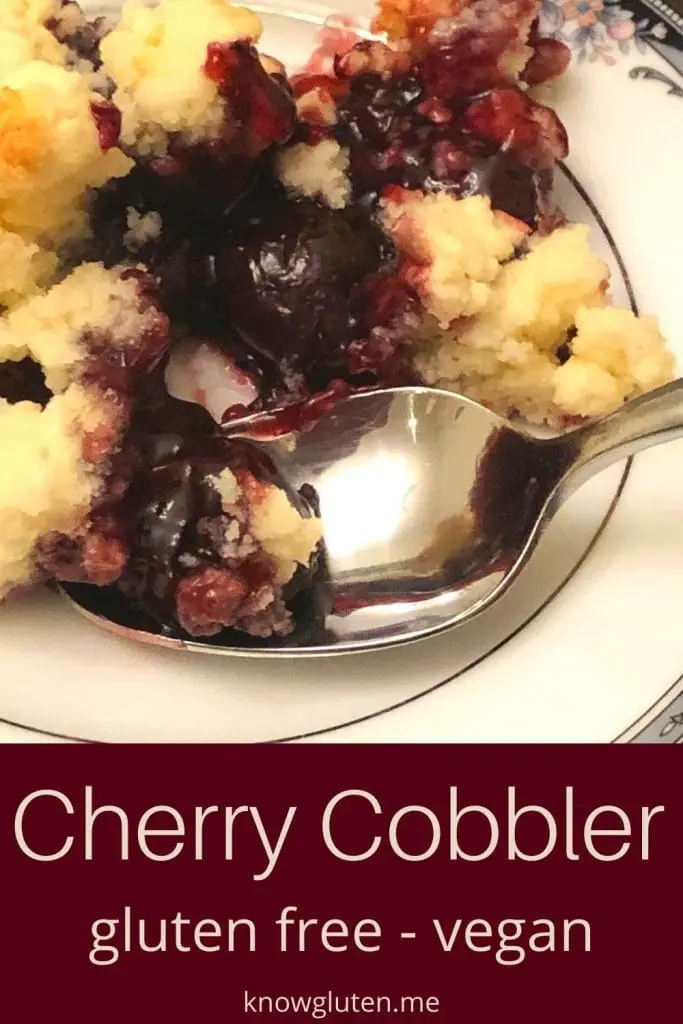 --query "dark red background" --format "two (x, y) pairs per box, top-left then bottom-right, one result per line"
(0, 745), (680, 1020)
